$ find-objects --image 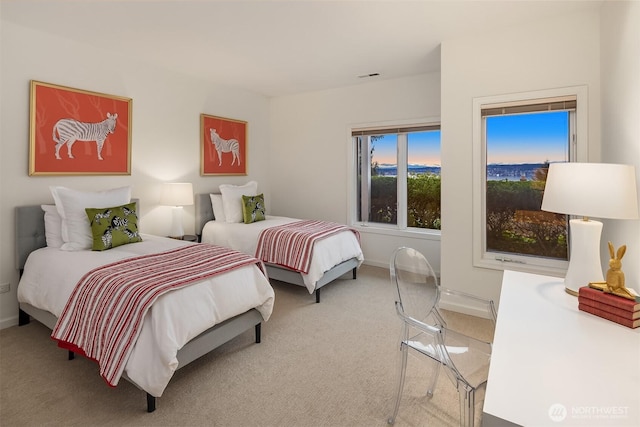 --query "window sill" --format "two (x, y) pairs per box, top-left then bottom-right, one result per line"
(474, 256), (567, 277)
(351, 223), (441, 241)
